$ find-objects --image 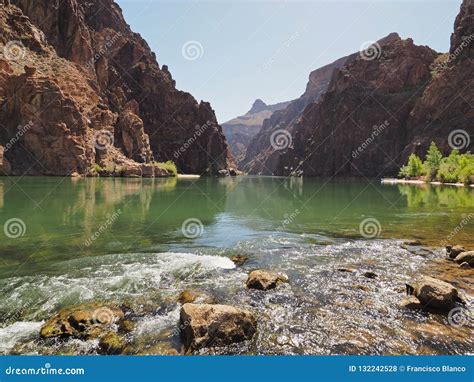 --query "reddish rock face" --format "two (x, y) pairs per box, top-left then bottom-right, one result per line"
(0, 0), (231, 176)
(282, 34), (437, 178)
(244, 0), (473, 177)
(403, 0), (474, 159)
(241, 54), (351, 175)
